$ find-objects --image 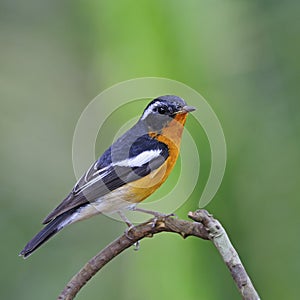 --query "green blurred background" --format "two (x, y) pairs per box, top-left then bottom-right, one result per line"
(1, 1), (299, 299)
